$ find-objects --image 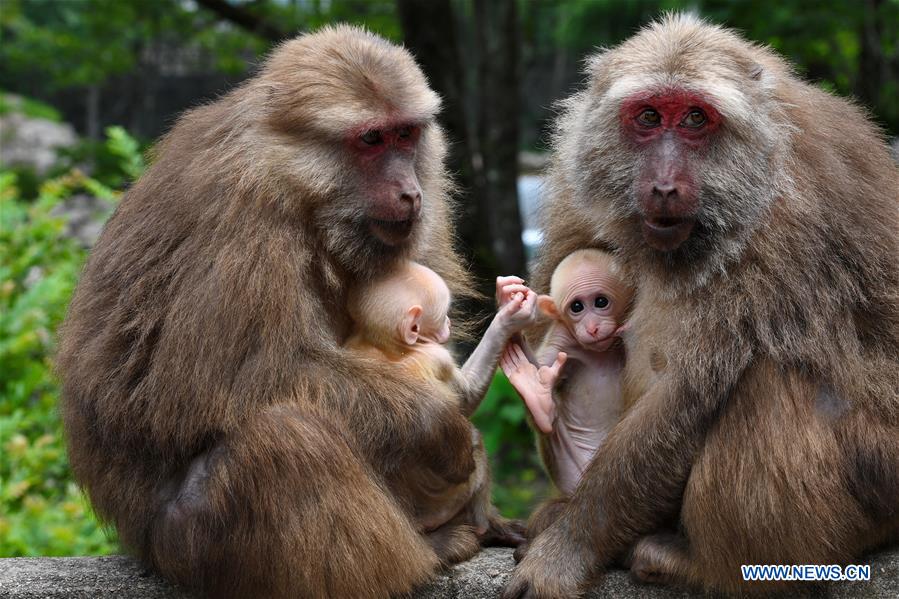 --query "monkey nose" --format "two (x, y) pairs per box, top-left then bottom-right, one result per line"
(400, 190), (422, 216)
(652, 183), (678, 201)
